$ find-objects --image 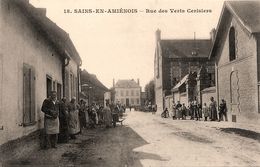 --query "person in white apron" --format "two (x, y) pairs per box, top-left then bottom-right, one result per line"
(41, 91), (60, 149)
(68, 97), (80, 139)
